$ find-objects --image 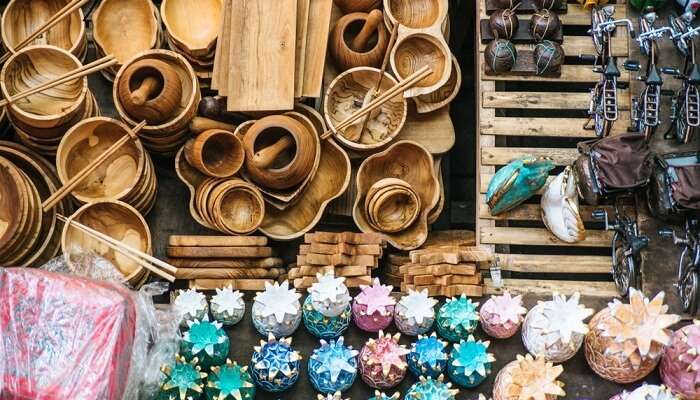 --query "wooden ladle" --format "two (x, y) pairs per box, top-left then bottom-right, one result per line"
(117, 59), (182, 124)
(330, 9), (388, 71)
